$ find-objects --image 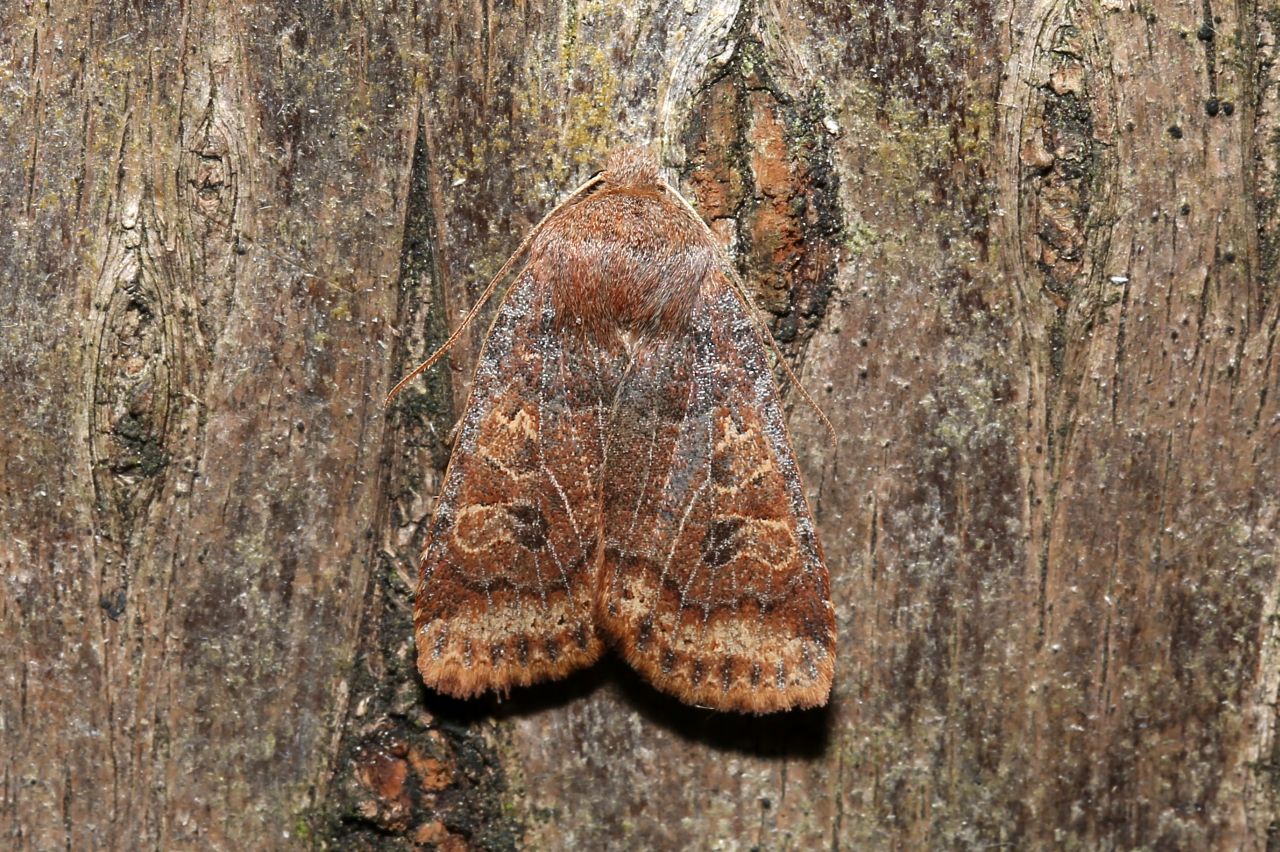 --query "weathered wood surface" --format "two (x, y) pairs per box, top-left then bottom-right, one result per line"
(1, 1), (1276, 849)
